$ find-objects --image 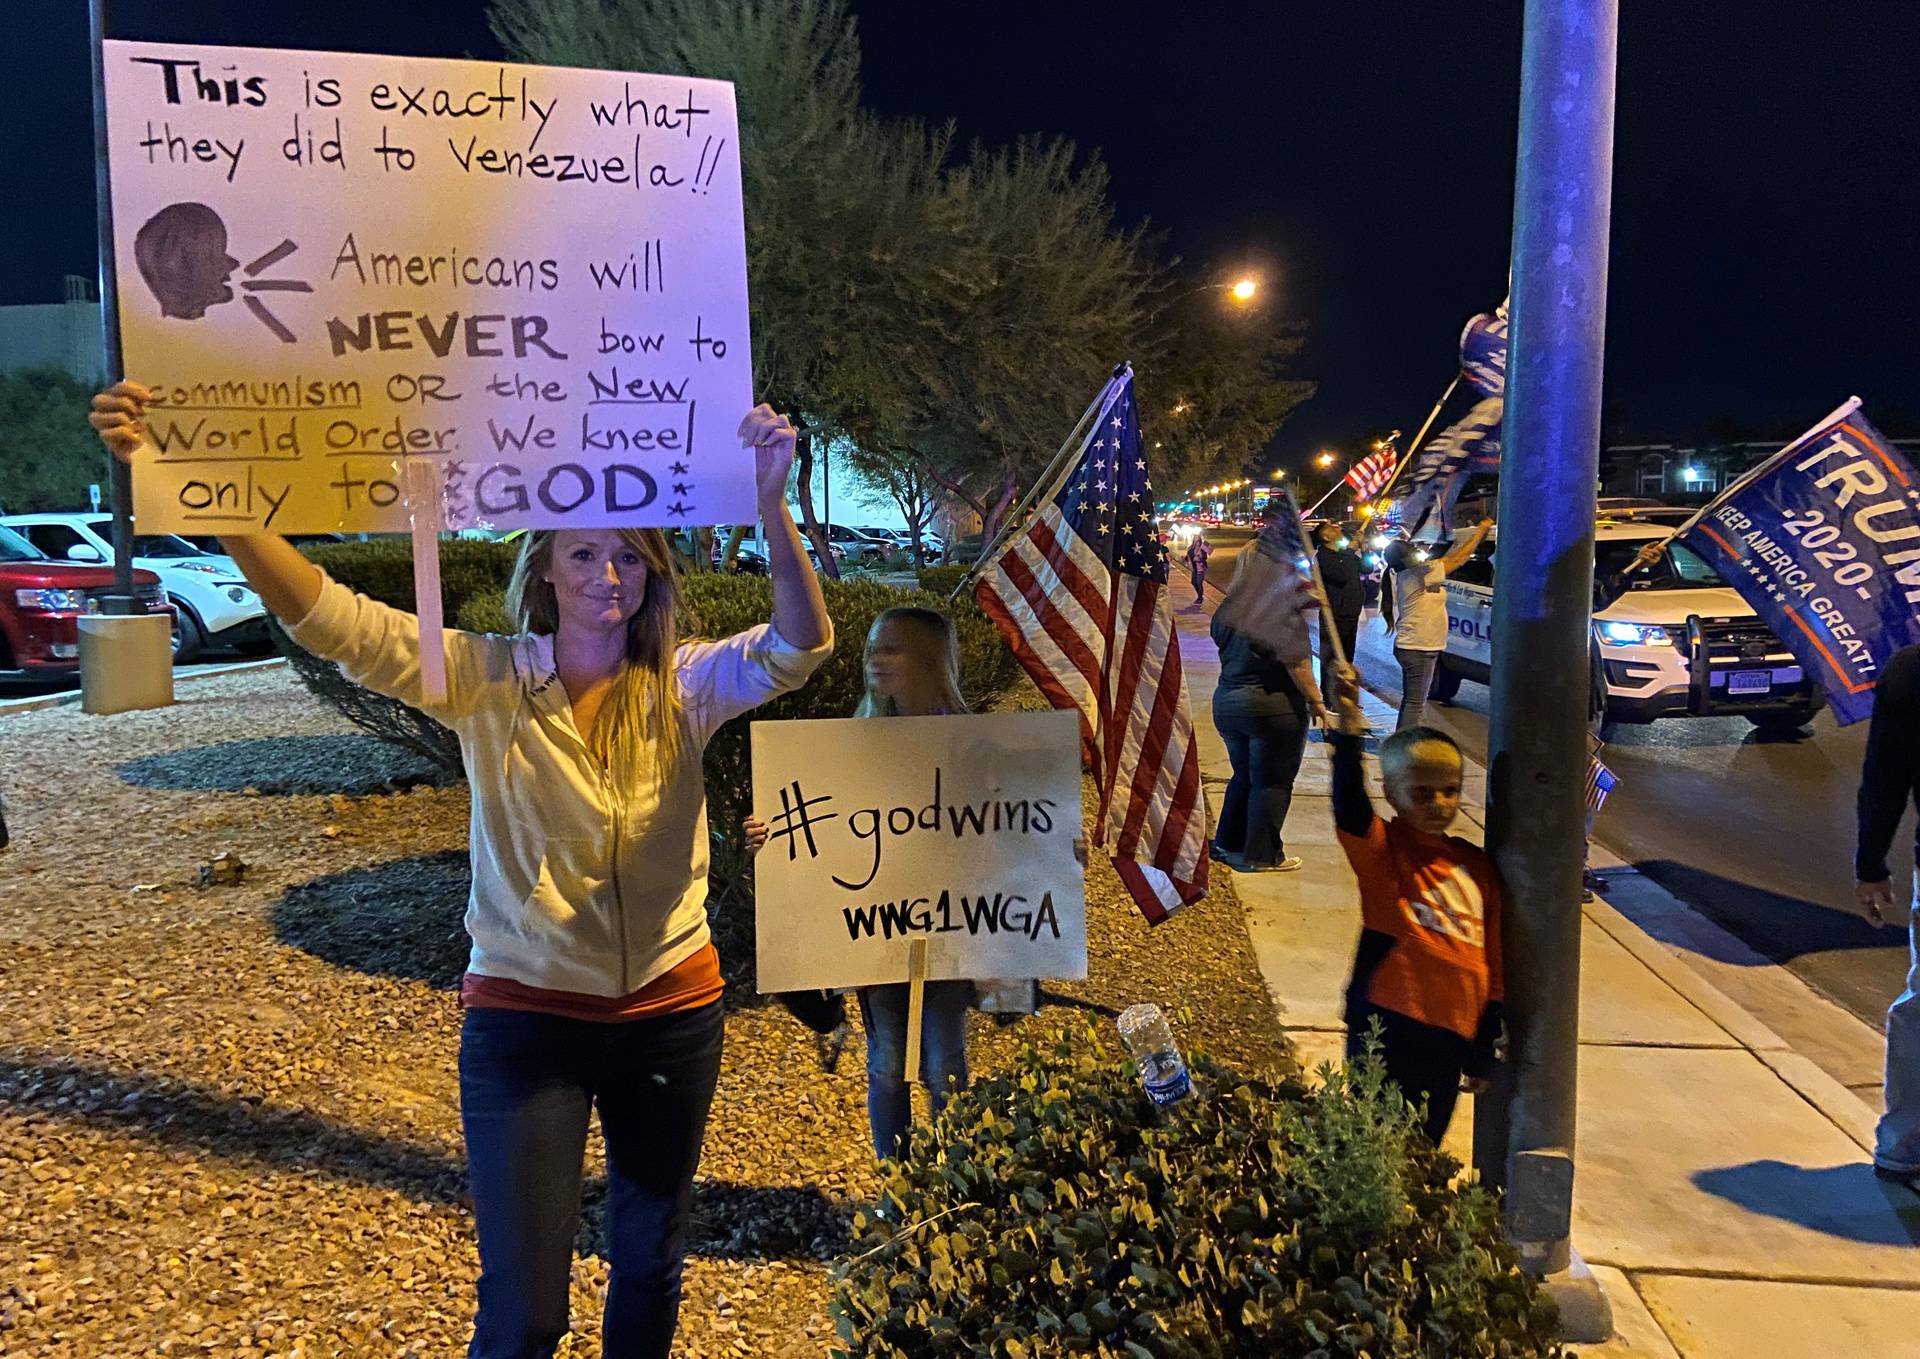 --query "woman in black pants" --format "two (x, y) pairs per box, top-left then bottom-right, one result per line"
(1209, 557), (1332, 872)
